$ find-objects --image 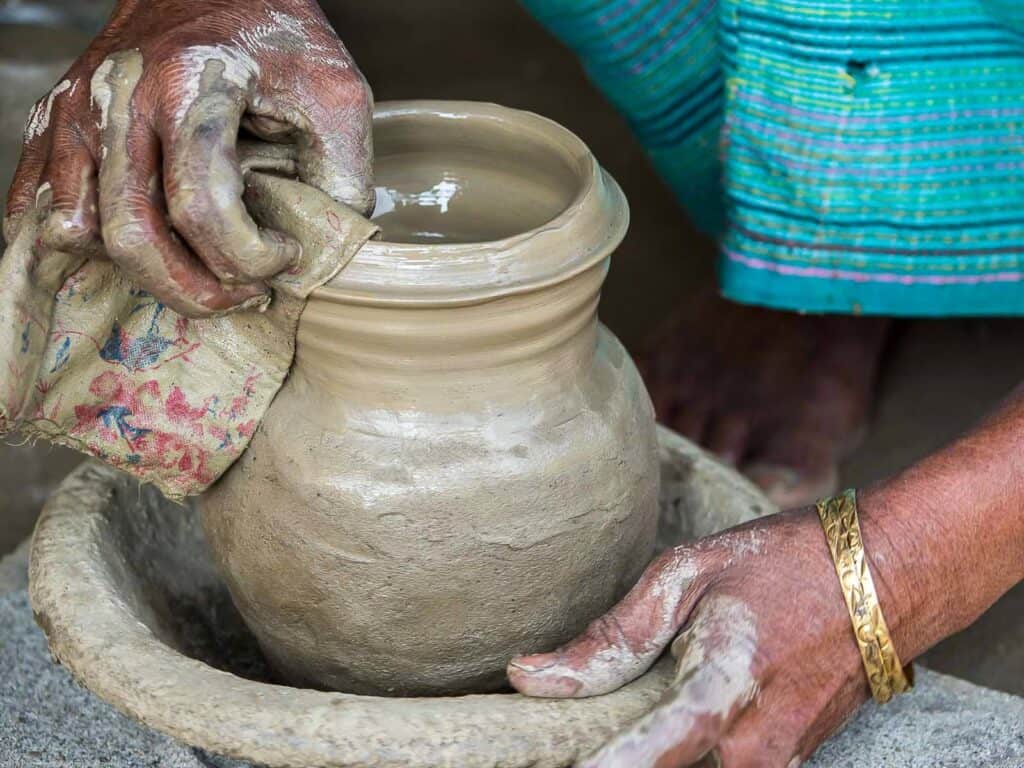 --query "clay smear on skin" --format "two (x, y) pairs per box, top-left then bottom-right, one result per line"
(39, 165), (102, 256)
(237, 9), (351, 70)
(577, 558), (701, 696)
(90, 58), (115, 141)
(174, 11), (349, 124)
(173, 46), (261, 122)
(724, 527), (766, 558)
(34, 182), (52, 206)
(512, 556), (698, 697)
(164, 12), (371, 210)
(25, 79), (72, 142)
(582, 597), (760, 768)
